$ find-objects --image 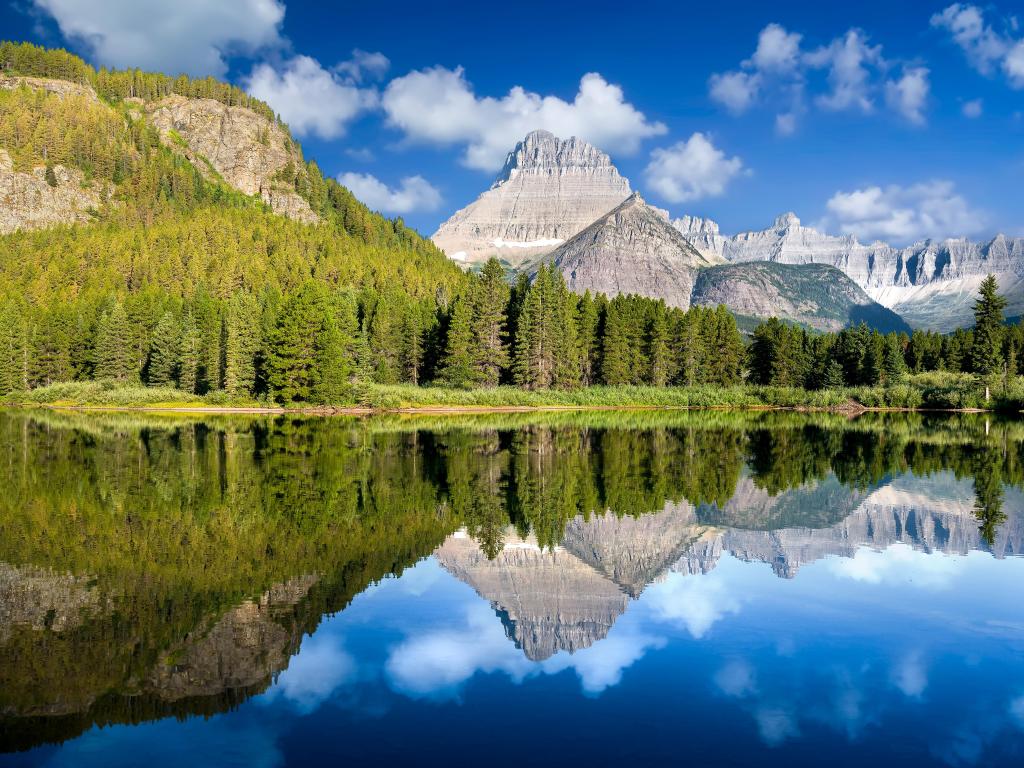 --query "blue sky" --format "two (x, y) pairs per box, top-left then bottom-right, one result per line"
(3, 0), (1022, 243)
